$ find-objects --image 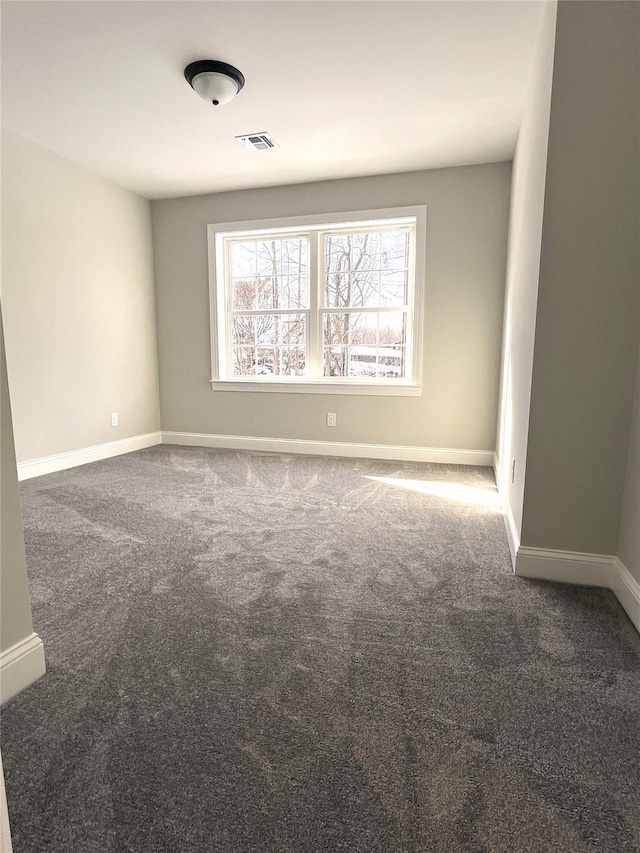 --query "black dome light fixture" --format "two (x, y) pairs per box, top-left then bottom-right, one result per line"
(184, 60), (245, 106)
